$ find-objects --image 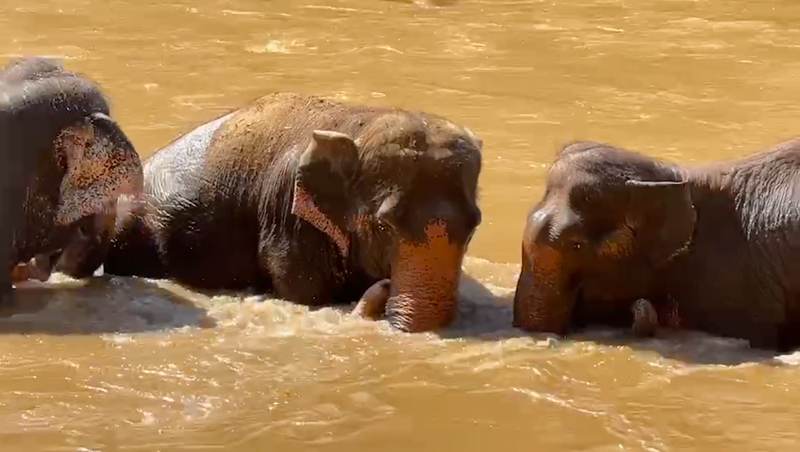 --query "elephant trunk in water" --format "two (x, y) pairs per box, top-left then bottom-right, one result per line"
(512, 242), (575, 335)
(512, 209), (576, 335)
(386, 221), (465, 333)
